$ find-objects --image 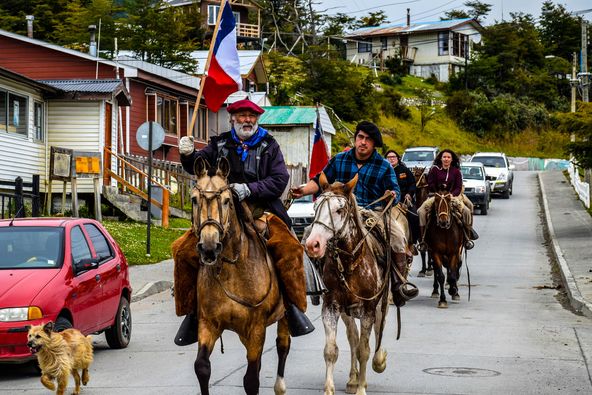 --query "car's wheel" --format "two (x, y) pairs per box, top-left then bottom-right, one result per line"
(509, 181), (513, 195)
(480, 203), (488, 215)
(502, 188), (510, 199)
(105, 297), (132, 349)
(53, 316), (72, 332)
